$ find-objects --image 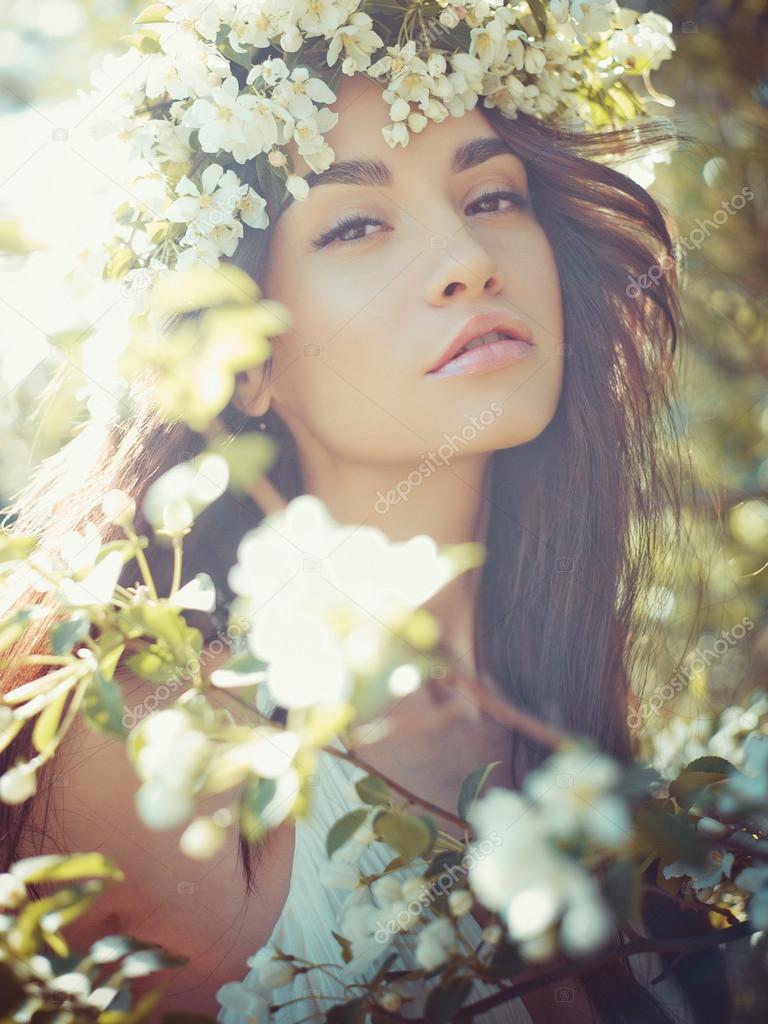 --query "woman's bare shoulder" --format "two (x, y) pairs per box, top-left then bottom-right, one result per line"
(28, 641), (295, 1013)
